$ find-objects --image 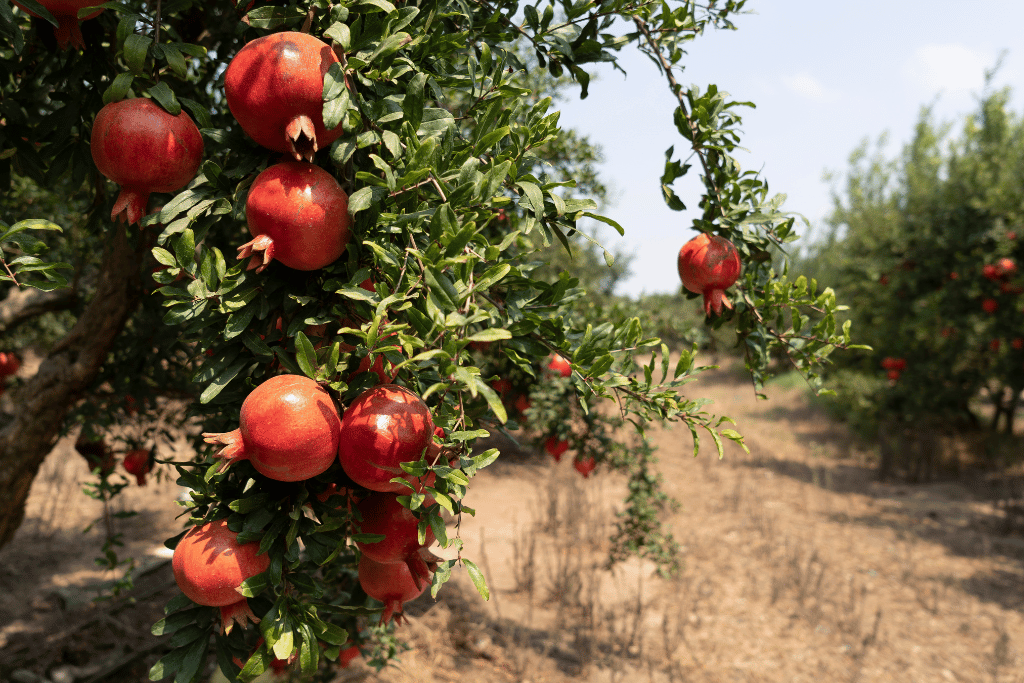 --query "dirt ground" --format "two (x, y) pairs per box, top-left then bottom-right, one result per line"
(2, 360), (1023, 683)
